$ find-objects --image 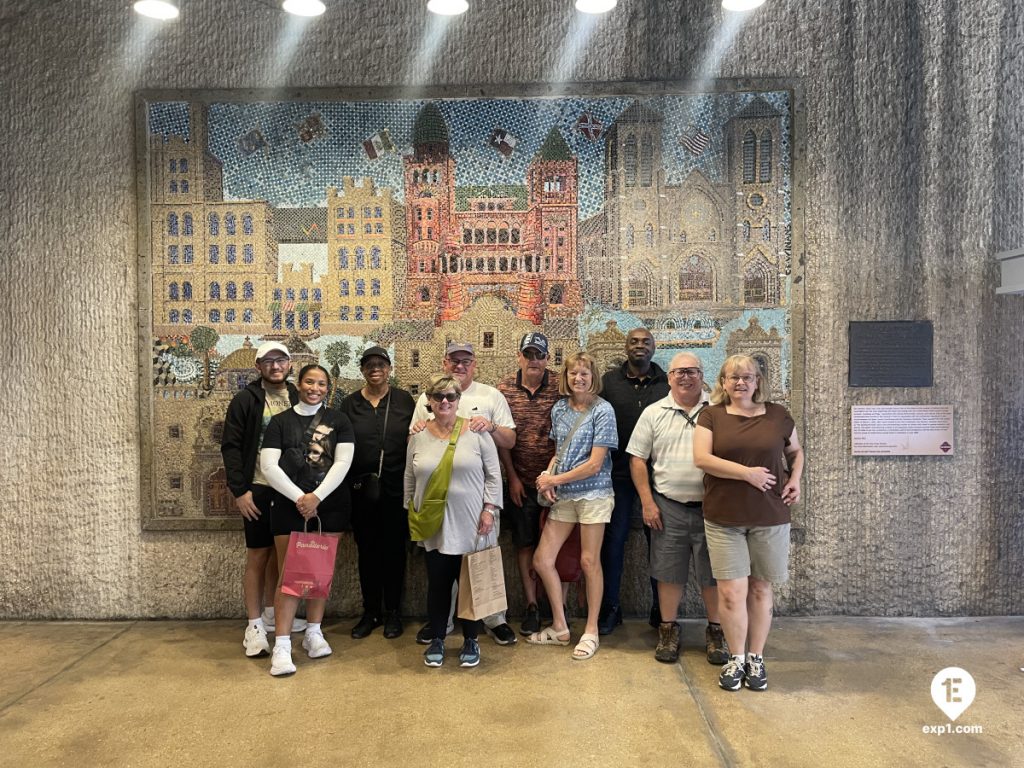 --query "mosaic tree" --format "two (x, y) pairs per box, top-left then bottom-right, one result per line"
(189, 326), (219, 390)
(323, 340), (352, 379)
